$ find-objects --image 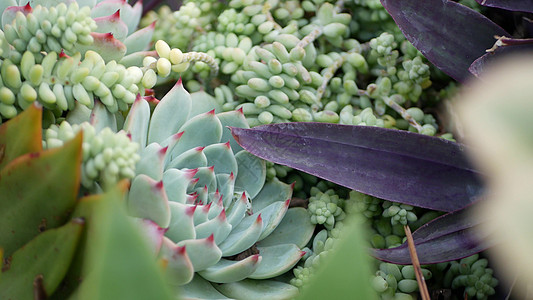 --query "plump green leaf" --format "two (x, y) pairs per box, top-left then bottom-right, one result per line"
(0, 219), (84, 300)
(94, 10), (128, 41)
(0, 102), (42, 170)
(296, 217), (378, 300)
(190, 91), (223, 118)
(251, 178), (293, 212)
(123, 23), (156, 55)
(0, 132), (82, 257)
(181, 275), (231, 299)
(249, 244), (304, 279)
(74, 183), (175, 300)
(217, 109), (249, 154)
(198, 255), (261, 283)
(257, 207), (315, 249)
(234, 150), (266, 199)
(127, 174), (171, 228)
(123, 95), (150, 149)
(214, 279), (299, 300)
